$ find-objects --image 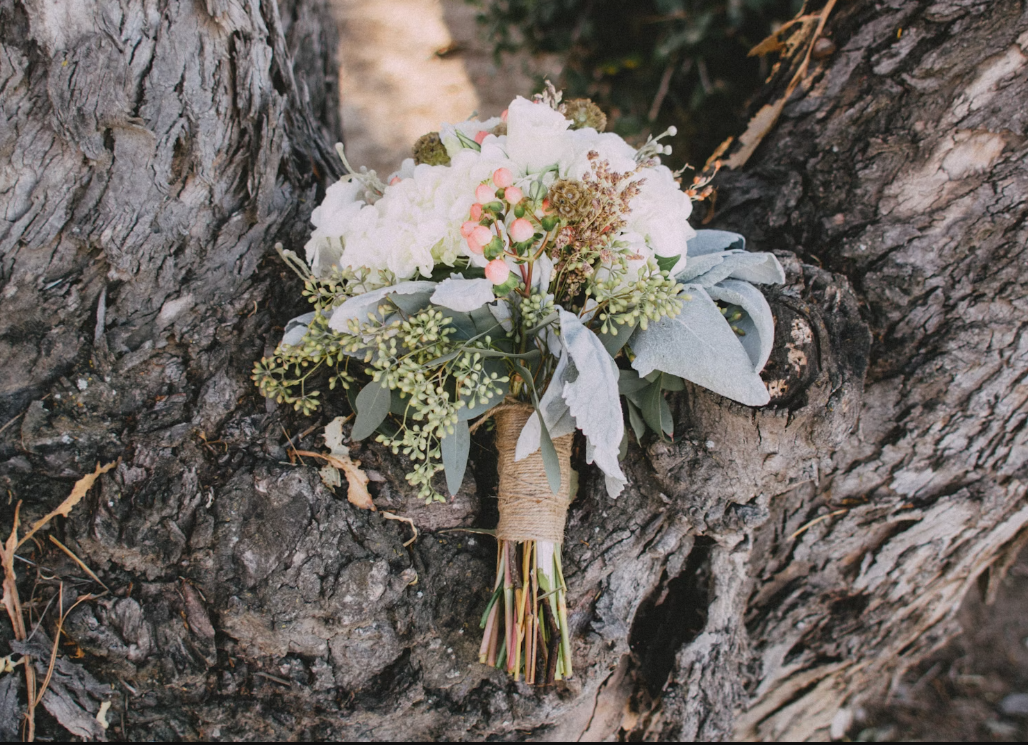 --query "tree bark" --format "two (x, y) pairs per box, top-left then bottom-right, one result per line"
(0, 0), (1025, 741)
